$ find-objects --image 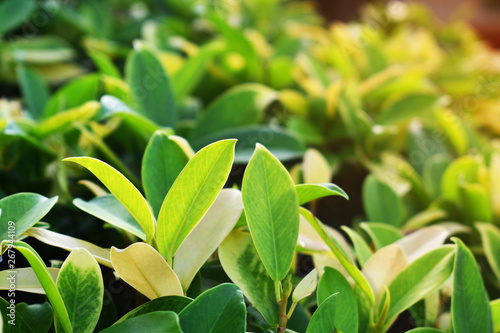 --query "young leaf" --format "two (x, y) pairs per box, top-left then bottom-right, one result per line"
(192, 84), (276, 140)
(141, 131), (190, 217)
(64, 157), (155, 241)
(219, 230), (279, 326)
(387, 245), (455, 322)
(115, 296), (192, 324)
(292, 269), (317, 303)
(25, 228), (112, 268)
(174, 189), (243, 290)
(300, 208), (375, 304)
(0, 298), (53, 333)
(242, 144), (300, 281)
(157, 139), (236, 263)
(362, 175), (404, 226)
(2, 241), (72, 333)
(476, 223), (500, 283)
(306, 293), (339, 333)
(451, 238), (493, 333)
(56, 248), (103, 333)
(492, 299), (500, 333)
(317, 267), (358, 333)
(73, 195), (146, 241)
(0, 193), (58, 241)
(302, 148), (331, 184)
(110, 243), (183, 299)
(296, 183), (348, 205)
(101, 311), (182, 333)
(178, 284), (246, 333)
(0, 267), (59, 294)
(126, 45), (176, 127)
